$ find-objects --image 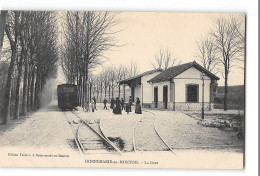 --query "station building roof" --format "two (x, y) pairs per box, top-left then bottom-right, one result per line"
(147, 61), (219, 83)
